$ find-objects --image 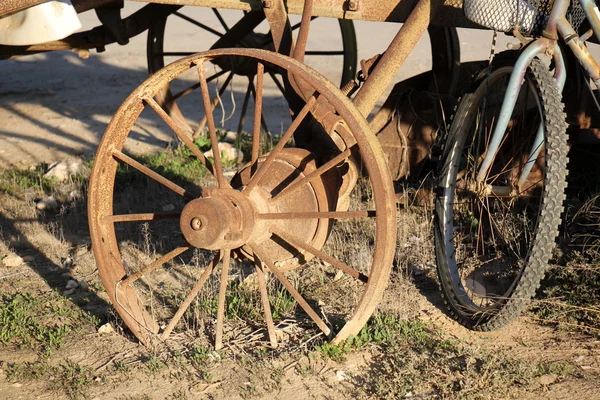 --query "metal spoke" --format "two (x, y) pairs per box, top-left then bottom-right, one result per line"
(254, 258), (278, 347)
(143, 96), (215, 176)
(251, 245), (331, 336)
(268, 72), (288, 100)
(236, 80), (253, 136)
(161, 252), (220, 338)
(159, 52), (197, 57)
(174, 11), (223, 37)
(120, 247), (189, 288)
(258, 210), (375, 220)
(197, 61), (232, 189)
(112, 150), (195, 199)
(251, 63), (265, 173)
(244, 95), (317, 193)
(193, 71), (235, 138)
(105, 212), (180, 223)
(215, 249), (231, 350)
(172, 69), (228, 102)
(272, 228), (368, 283)
(271, 148), (352, 203)
(212, 8), (229, 31)
(248, 80), (271, 147)
(290, 16), (317, 31)
(305, 51), (345, 56)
